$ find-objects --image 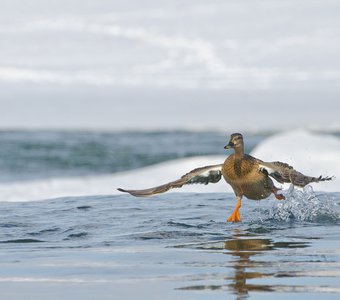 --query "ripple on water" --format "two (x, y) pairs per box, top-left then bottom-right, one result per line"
(0, 238), (44, 243)
(76, 206), (92, 210)
(167, 220), (215, 229)
(0, 222), (27, 228)
(64, 232), (89, 240)
(133, 230), (205, 240)
(28, 227), (61, 236)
